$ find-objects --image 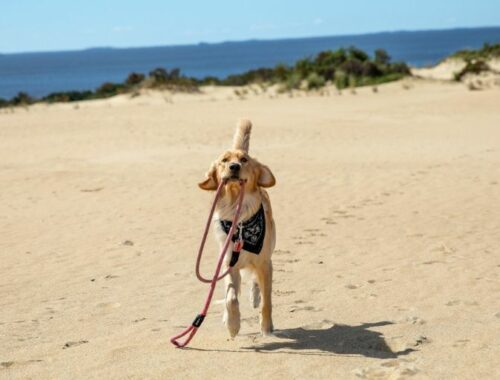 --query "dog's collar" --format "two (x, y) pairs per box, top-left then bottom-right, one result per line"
(219, 204), (265, 255)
